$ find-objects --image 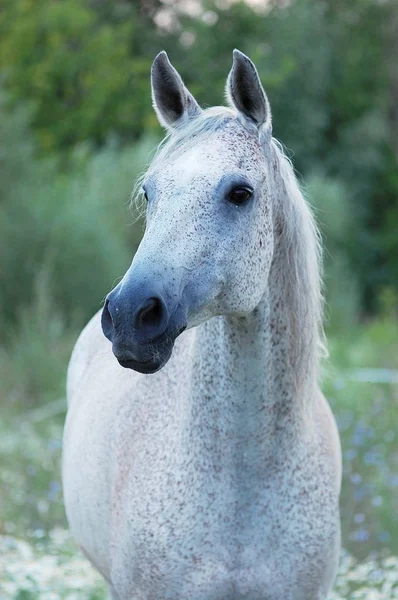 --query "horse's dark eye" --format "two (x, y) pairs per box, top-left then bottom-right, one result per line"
(228, 187), (253, 205)
(143, 189), (149, 202)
